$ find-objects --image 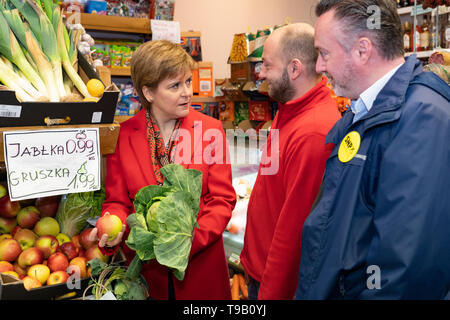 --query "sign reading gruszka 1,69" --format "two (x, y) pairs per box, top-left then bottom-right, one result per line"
(3, 128), (101, 201)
